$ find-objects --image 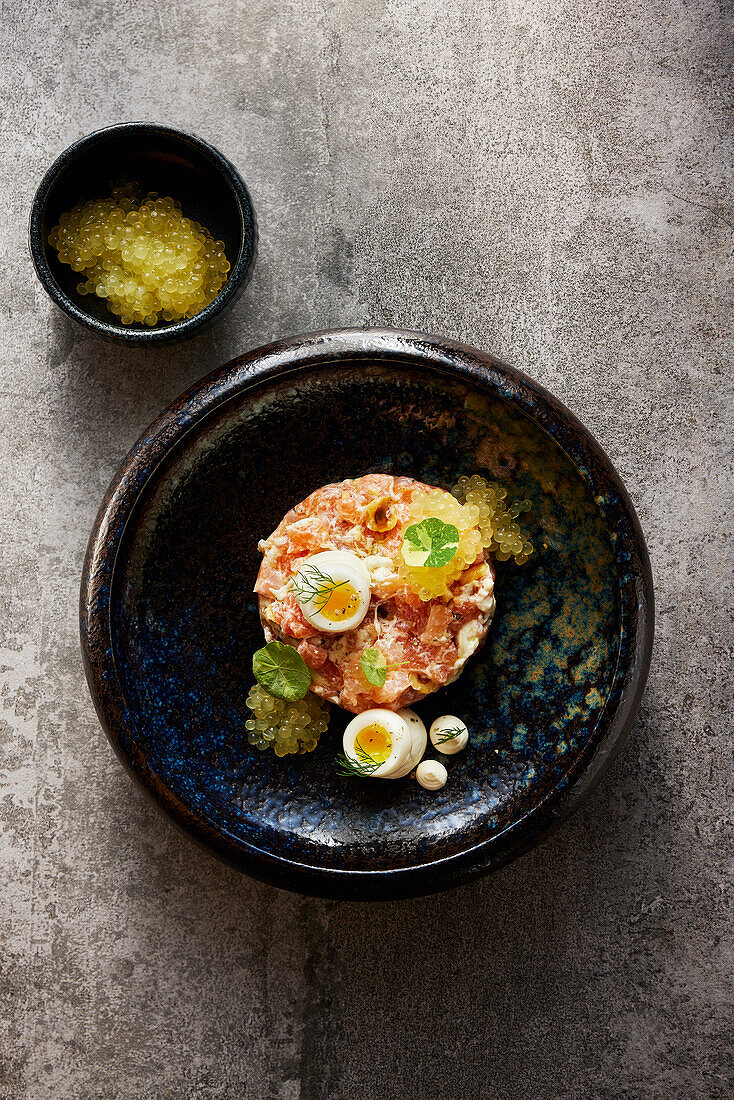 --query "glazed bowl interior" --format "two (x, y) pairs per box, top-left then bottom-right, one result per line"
(82, 333), (653, 899)
(29, 123), (256, 344)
